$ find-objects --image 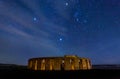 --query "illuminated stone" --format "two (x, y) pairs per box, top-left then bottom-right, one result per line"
(28, 55), (92, 70)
